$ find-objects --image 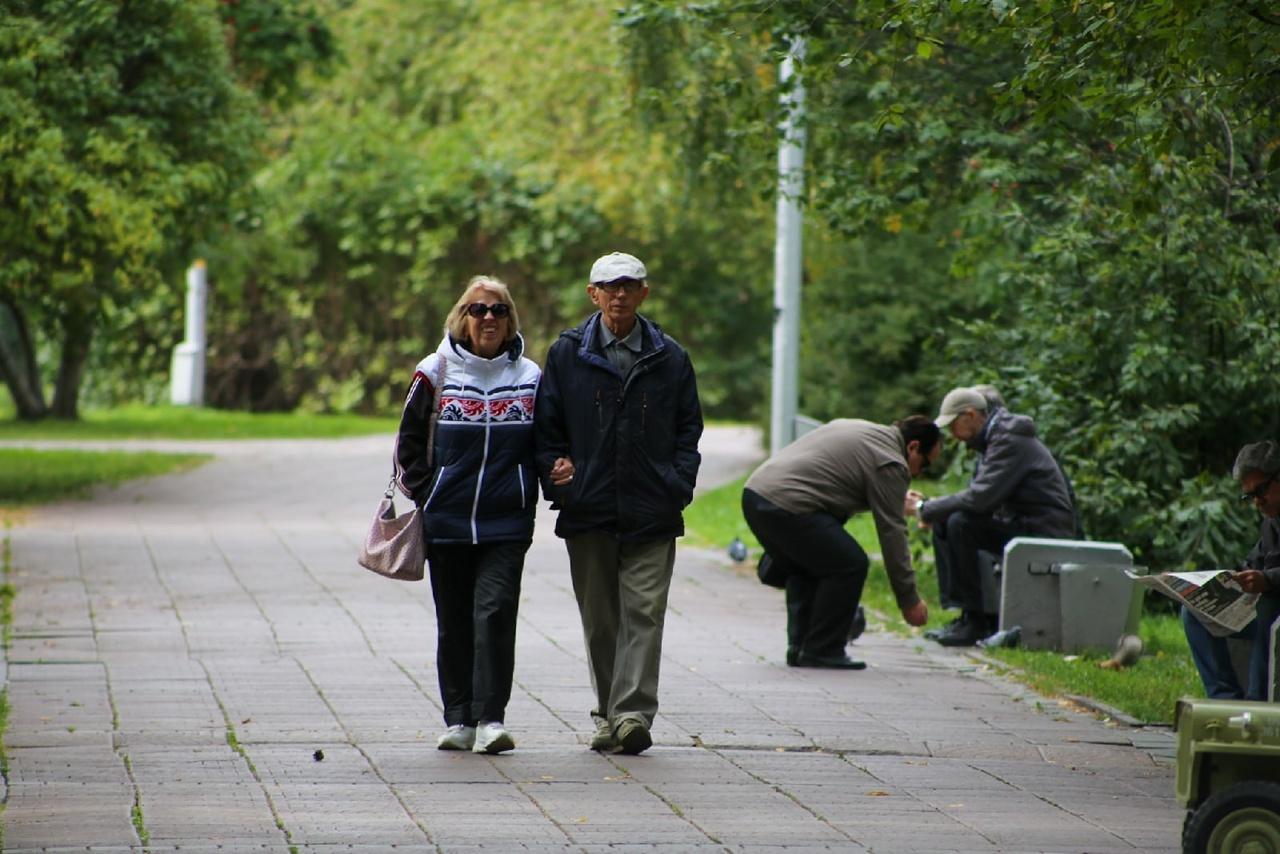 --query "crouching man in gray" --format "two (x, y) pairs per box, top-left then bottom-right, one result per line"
(741, 417), (939, 668)
(907, 387), (1076, 647)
